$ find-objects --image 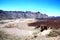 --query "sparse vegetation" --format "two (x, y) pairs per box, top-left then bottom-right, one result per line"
(0, 19), (60, 40)
(48, 29), (60, 37)
(0, 30), (21, 40)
